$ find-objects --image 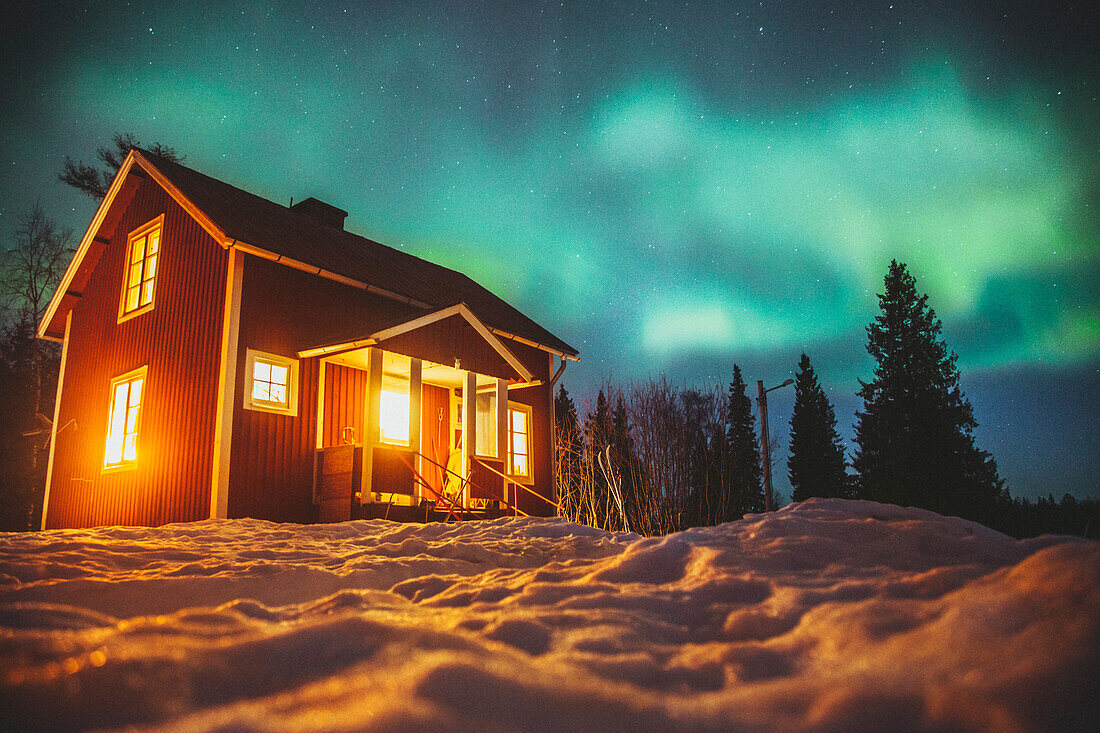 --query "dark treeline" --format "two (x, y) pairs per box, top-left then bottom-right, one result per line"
(2, 137), (1095, 539)
(555, 261), (1097, 540)
(1, 204), (70, 531)
(0, 320), (59, 530)
(553, 367), (771, 536)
